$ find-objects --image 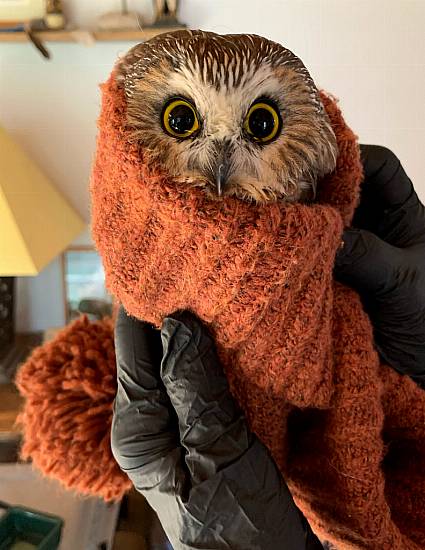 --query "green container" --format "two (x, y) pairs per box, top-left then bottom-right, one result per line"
(0, 506), (63, 550)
